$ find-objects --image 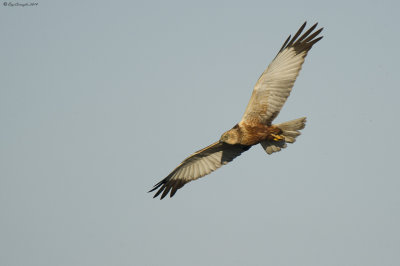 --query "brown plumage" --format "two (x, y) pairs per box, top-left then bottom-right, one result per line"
(150, 22), (323, 199)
